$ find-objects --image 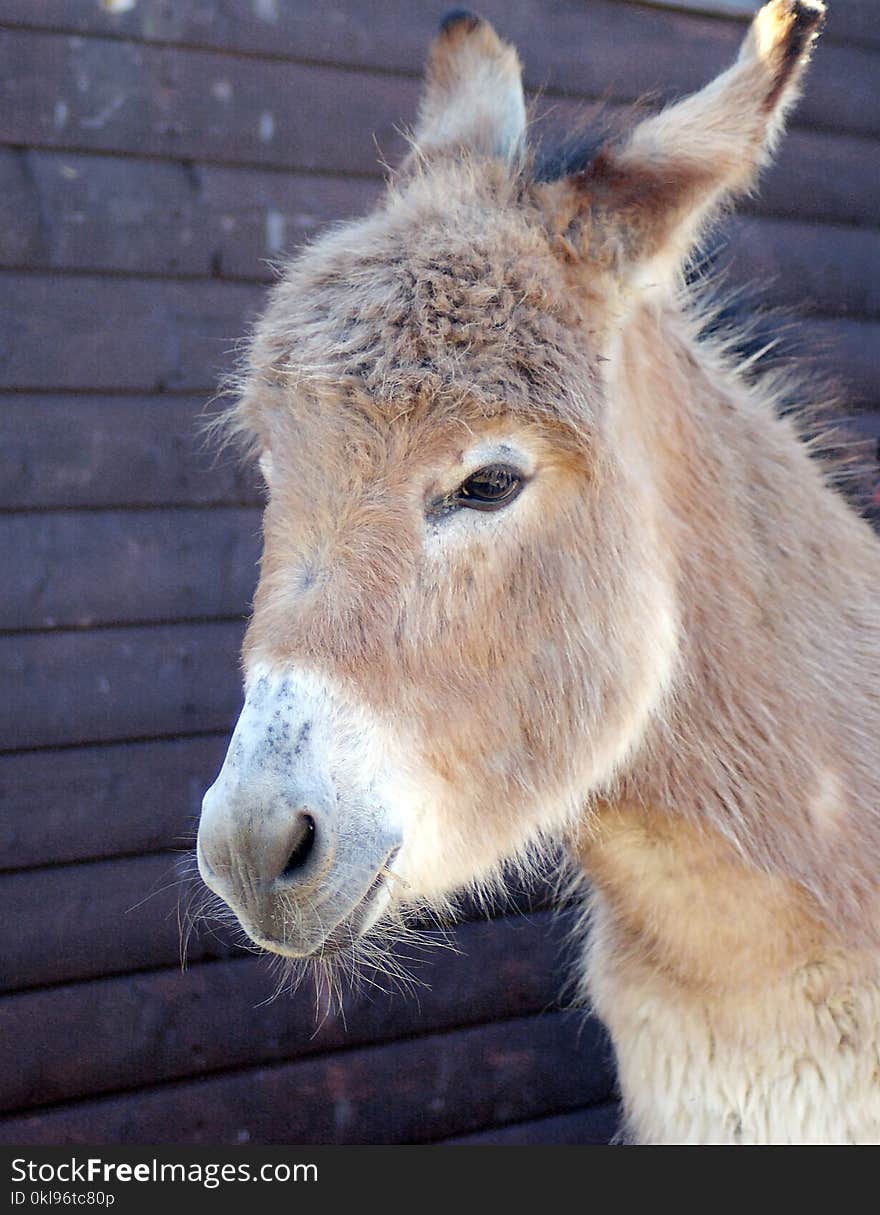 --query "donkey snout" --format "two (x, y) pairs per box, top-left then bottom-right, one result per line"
(196, 667), (405, 957)
(196, 772), (331, 913)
